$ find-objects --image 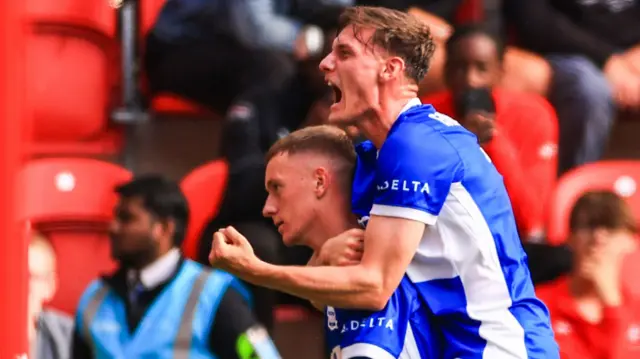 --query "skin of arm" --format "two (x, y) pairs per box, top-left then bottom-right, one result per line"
(242, 216), (425, 311)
